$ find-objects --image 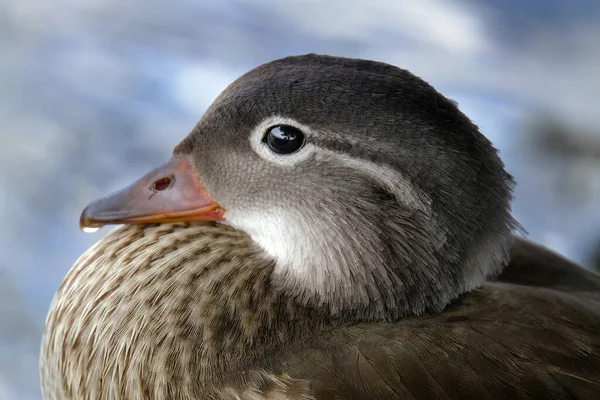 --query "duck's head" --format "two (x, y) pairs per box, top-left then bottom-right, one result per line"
(81, 54), (518, 321)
